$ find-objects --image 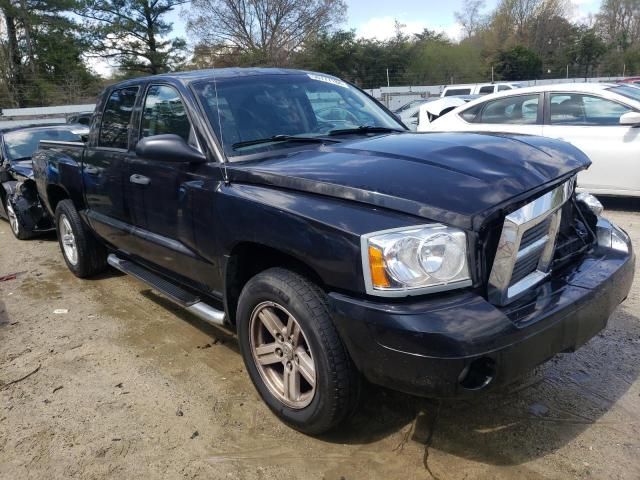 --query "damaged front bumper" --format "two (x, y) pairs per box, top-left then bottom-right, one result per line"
(329, 218), (634, 398)
(1, 179), (53, 233)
